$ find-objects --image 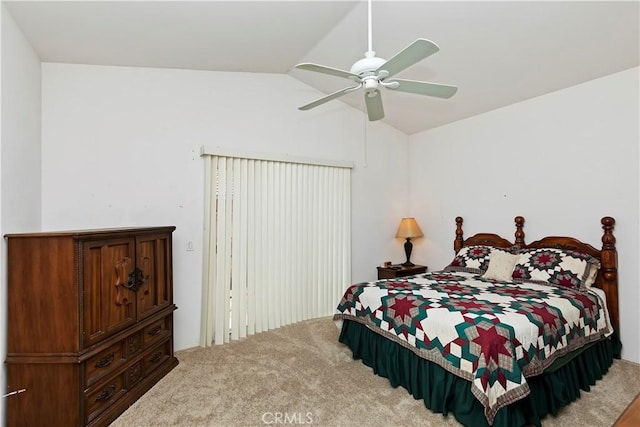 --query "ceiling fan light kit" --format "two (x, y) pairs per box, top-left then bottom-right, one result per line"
(295, 0), (457, 122)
